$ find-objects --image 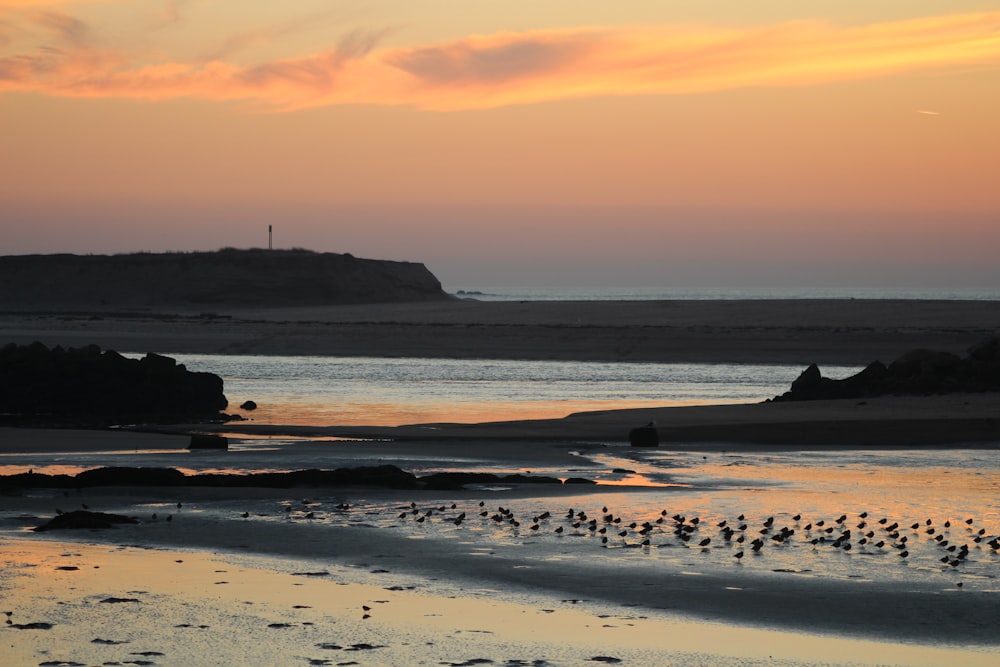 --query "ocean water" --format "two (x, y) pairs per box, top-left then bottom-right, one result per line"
(450, 285), (1000, 301)
(155, 354), (863, 426)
